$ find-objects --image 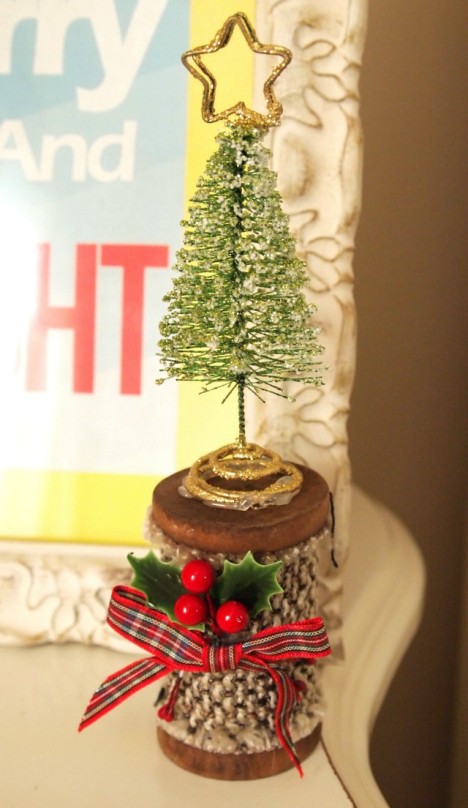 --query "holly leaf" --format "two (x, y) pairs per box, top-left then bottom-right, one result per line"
(127, 551), (185, 623)
(212, 551), (283, 617)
